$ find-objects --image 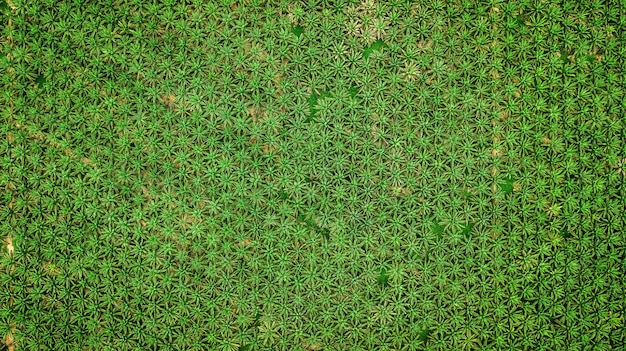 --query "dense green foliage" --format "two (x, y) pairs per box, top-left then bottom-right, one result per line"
(1, 0), (625, 350)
